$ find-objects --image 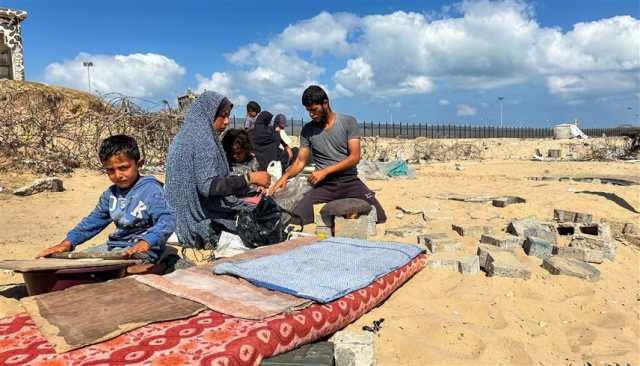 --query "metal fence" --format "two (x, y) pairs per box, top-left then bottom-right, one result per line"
(230, 116), (634, 139)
